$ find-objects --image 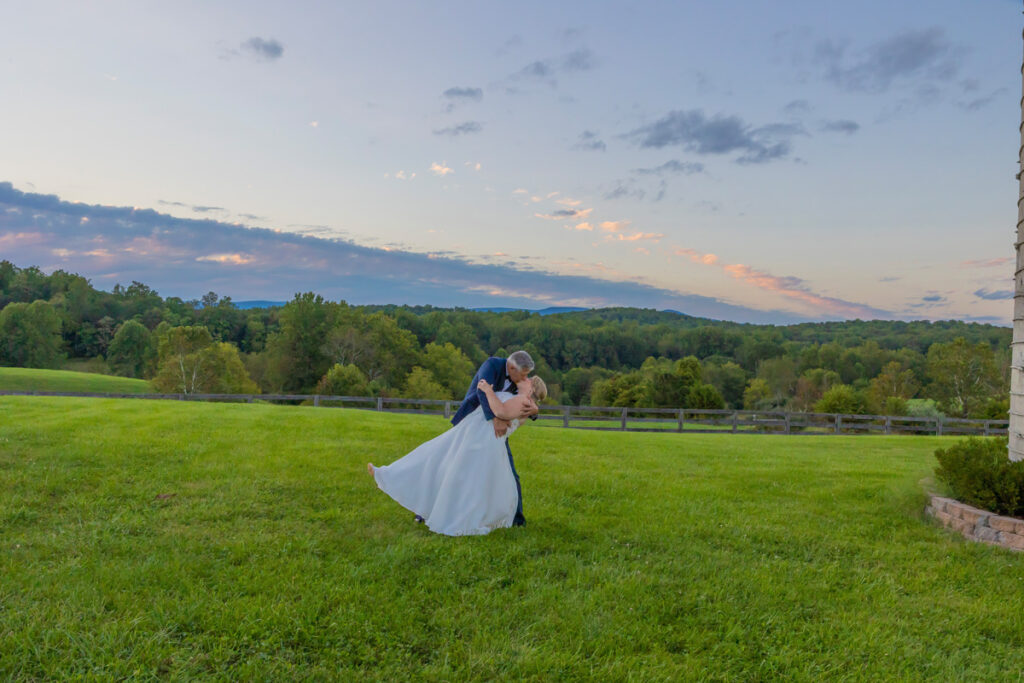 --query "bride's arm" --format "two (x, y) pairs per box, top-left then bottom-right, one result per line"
(476, 379), (529, 420)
